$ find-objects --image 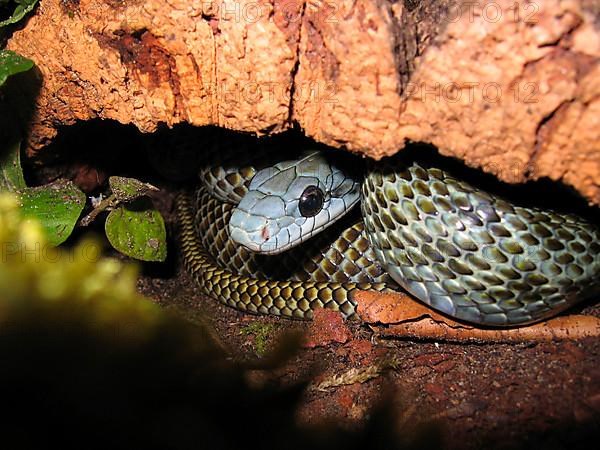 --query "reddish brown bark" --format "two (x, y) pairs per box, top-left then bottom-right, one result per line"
(6, 0), (600, 203)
